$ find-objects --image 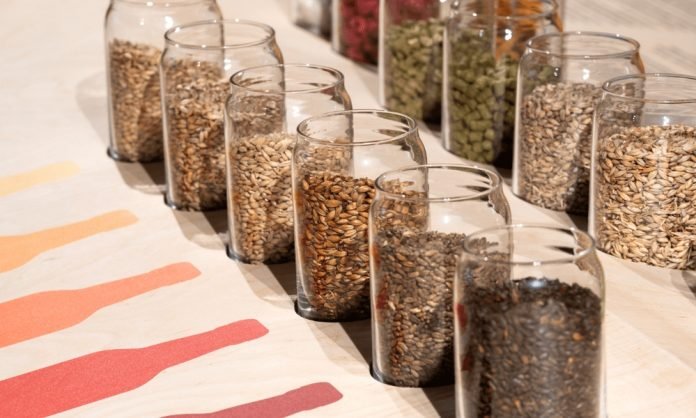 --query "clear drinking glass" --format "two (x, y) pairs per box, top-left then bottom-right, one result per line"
(456, 225), (606, 418)
(590, 74), (696, 270)
(161, 19), (283, 211)
(379, 0), (451, 122)
(293, 110), (427, 321)
(225, 64), (352, 264)
(104, 0), (222, 162)
(443, 0), (561, 167)
(513, 31), (643, 214)
(370, 164), (510, 387)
